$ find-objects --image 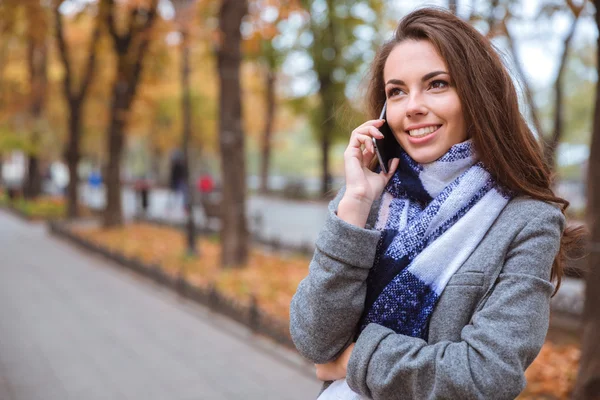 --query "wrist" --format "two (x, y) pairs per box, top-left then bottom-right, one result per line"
(343, 188), (374, 205)
(337, 194), (372, 228)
